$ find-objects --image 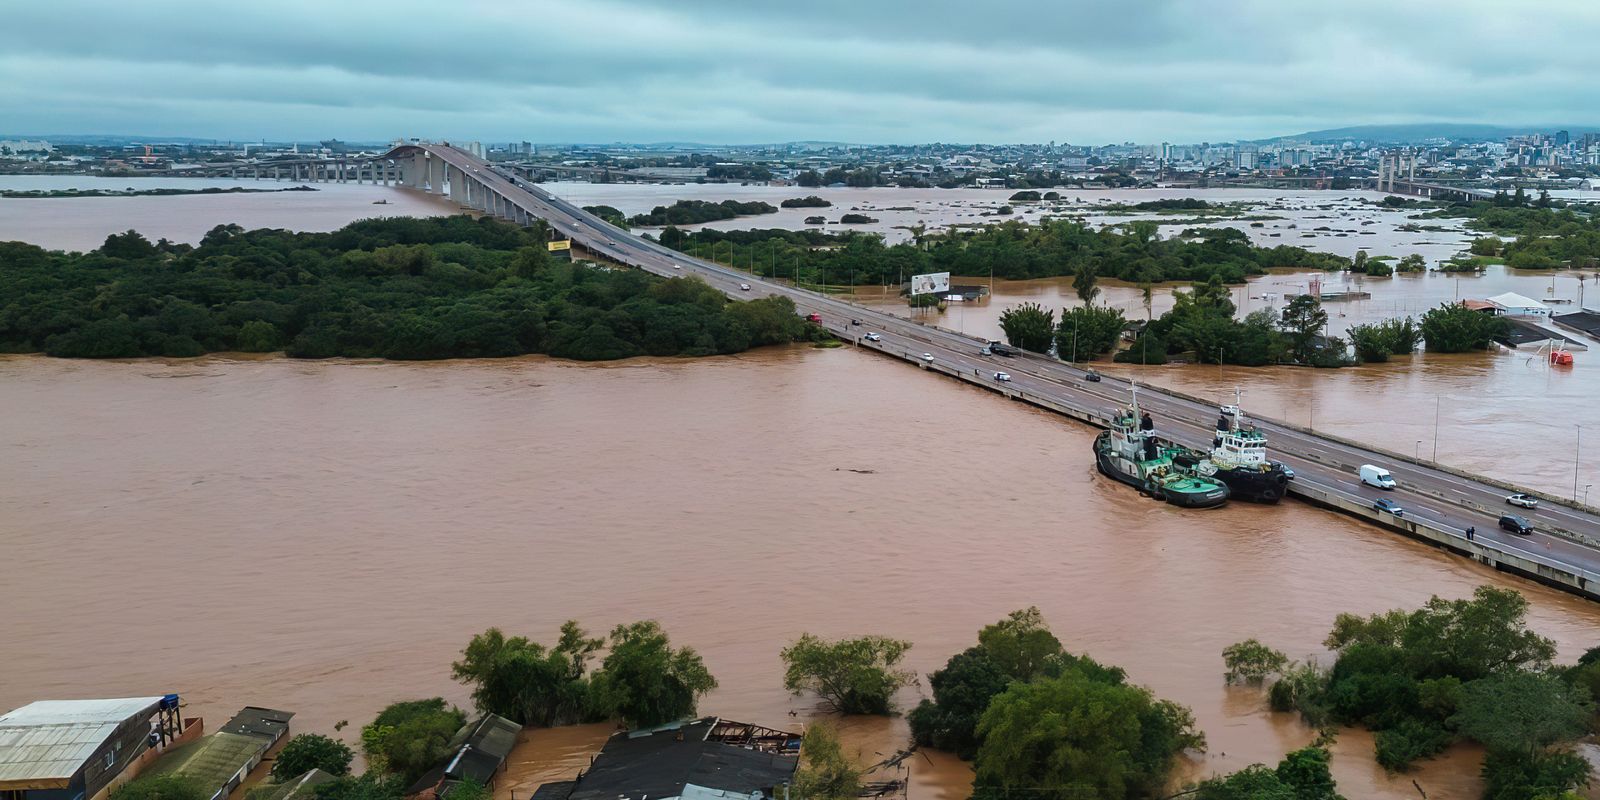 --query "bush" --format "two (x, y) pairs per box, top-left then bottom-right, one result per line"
(271, 733), (353, 780)
(1421, 302), (1509, 352)
(974, 667), (1204, 800)
(360, 699), (466, 781)
(1114, 334), (1168, 364)
(781, 634), (914, 715)
(1480, 749), (1591, 800)
(1057, 305), (1125, 362)
(451, 623), (601, 727)
(1222, 639), (1288, 685)
(997, 303), (1055, 352)
(780, 196), (831, 208)
(588, 621), (716, 727)
(908, 648), (1010, 759)
(1373, 718), (1453, 770)
(111, 775), (207, 800)
(312, 773), (405, 800)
